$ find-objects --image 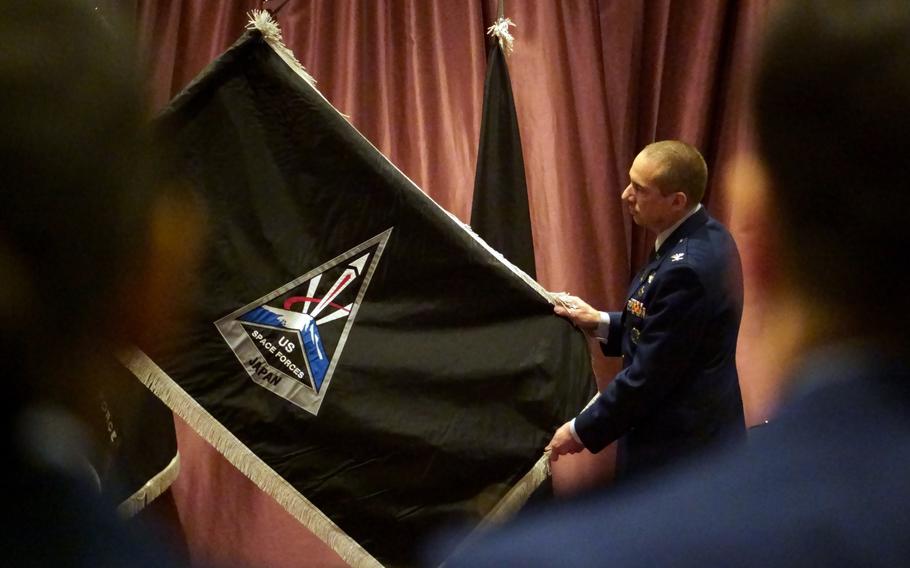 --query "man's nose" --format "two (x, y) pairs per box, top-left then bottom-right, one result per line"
(621, 185), (633, 201)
